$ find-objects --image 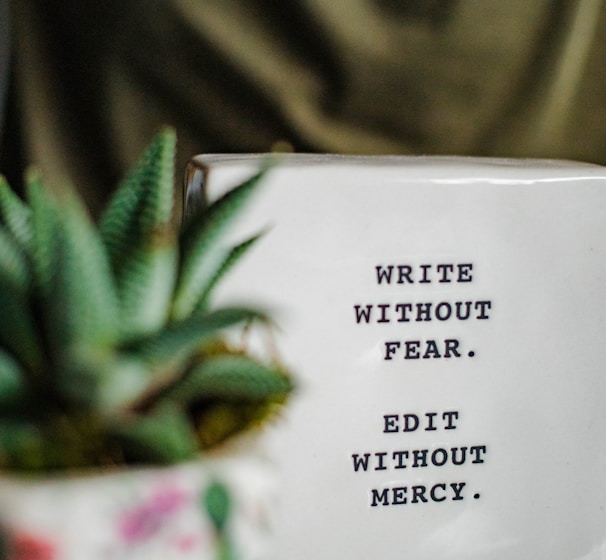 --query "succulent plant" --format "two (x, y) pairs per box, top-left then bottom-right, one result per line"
(0, 127), (292, 471)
